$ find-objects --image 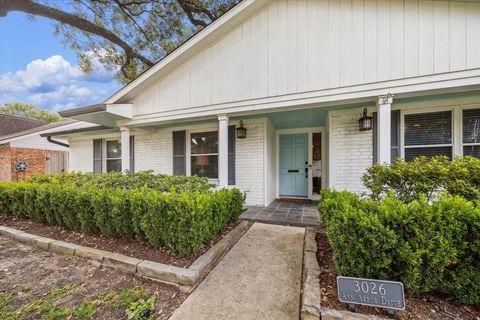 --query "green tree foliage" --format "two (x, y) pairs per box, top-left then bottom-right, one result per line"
(0, 102), (62, 122)
(0, 0), (239, 83)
